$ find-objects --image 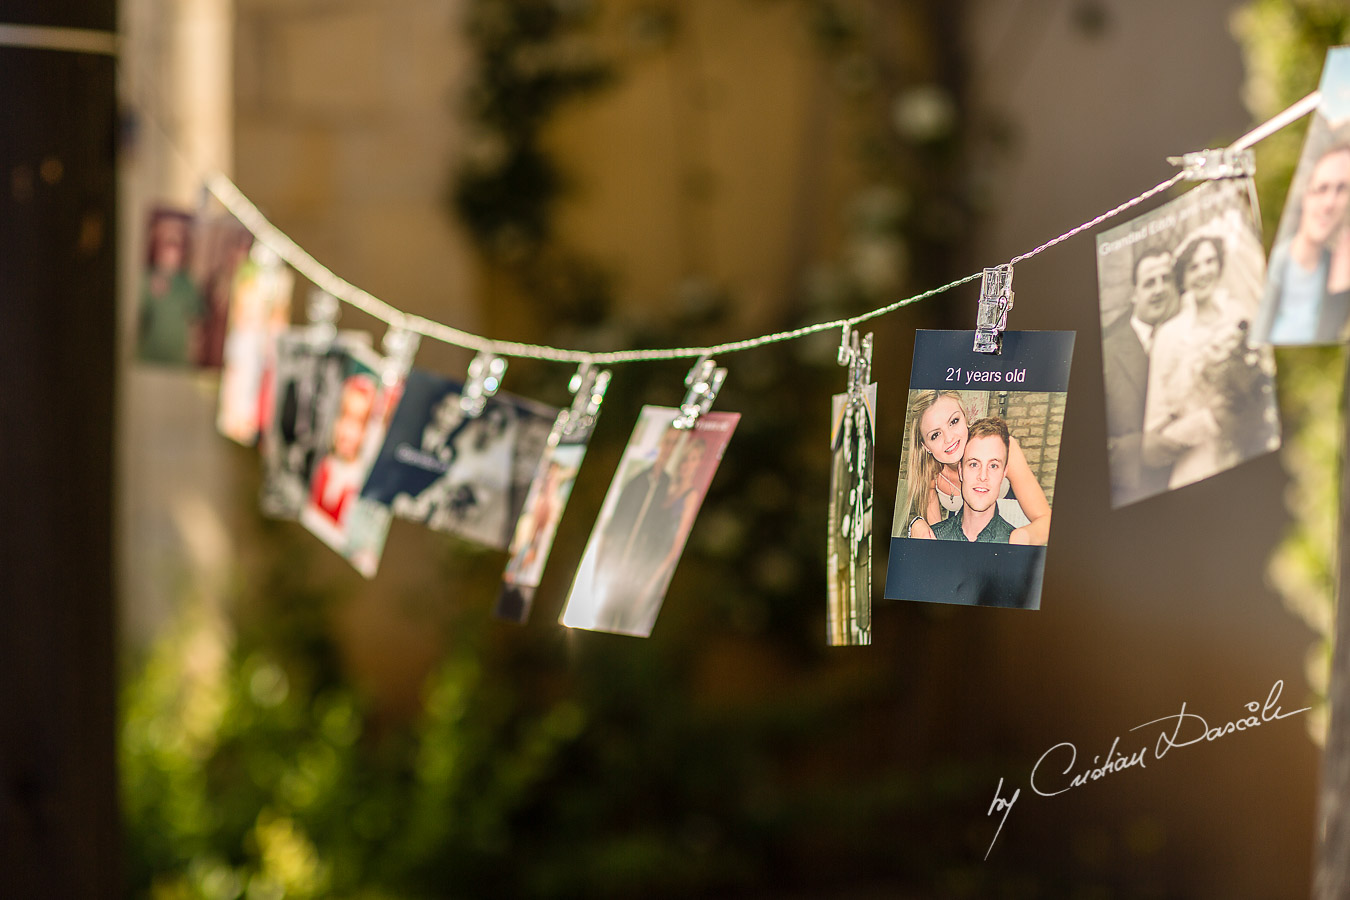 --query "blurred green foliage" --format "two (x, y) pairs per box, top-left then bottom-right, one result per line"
(1233, 0), (1350, 743)
(122, 596), (587, 898)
